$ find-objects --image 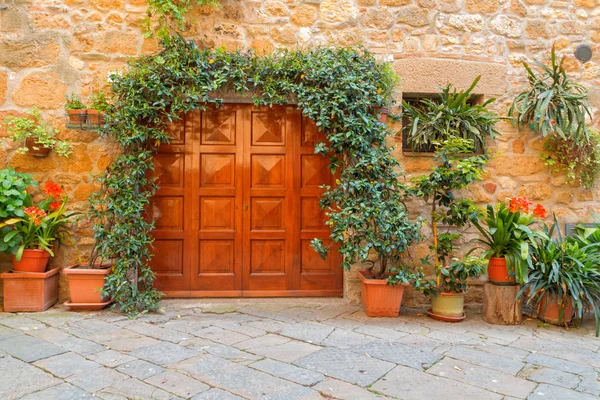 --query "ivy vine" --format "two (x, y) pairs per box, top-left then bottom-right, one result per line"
(95, 36), (421, 315)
